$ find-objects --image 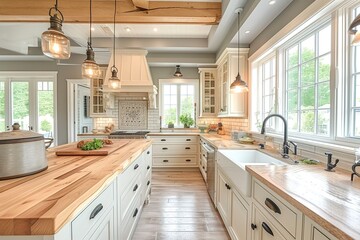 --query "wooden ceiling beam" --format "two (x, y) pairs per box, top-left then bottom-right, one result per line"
(0, 0), (221, 24)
